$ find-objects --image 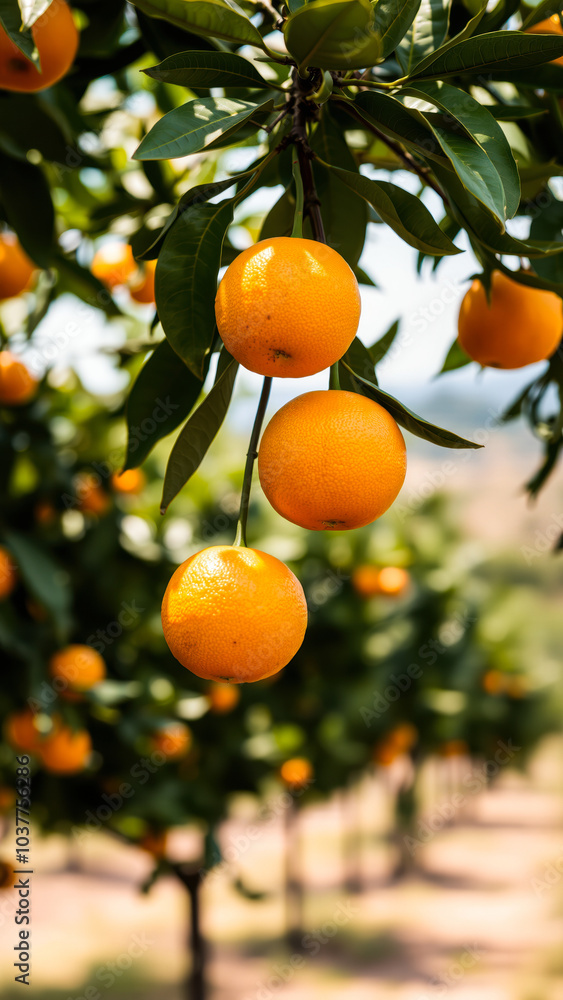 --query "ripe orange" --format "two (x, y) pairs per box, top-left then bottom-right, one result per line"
(150, 722), (192, 760)
(388, 722), (418, 752)
(438, 739), (469, 758)
(377, 566), (409, 596)
(34, 499), (57, 525)
(74, 472), (110, 515)
(215, 237), (361, 377)
(280, 757), (313, 789)
(49, 644), (106, 692)
(526, 15), (563, 66)
(0, 546), (17, 600)
(351, 565), (381, 598)
(161, 545), (308, 682)
(258, 390), (406, 531)
(0, 234), (35, 299)
(139, 829), (168, 858)
(4, 708), (42, 752)
(129, 260), (156, 304)
(39, 721), (91, 773)
(207, 682), (240, 714)
(373, 741), (399, 766)
(111, 468), (146, 494)
(92, 243), (136, 290)
(482, 669), (505, 695)
(0, 0), (79, 92)
(0, 351), (38, 406)
(458, 271), (563, 369)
